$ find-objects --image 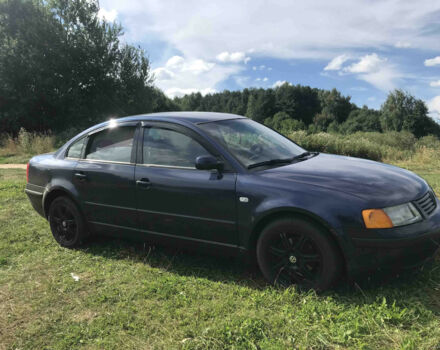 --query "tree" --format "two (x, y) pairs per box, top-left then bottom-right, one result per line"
(0, 0), (157, 134)
(339, 107), (382, 134)
(245, 89), (275, 122)
(264, 111), (305, 132)
(318, 88), (353, 124)
(381, 90), (440, 137)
